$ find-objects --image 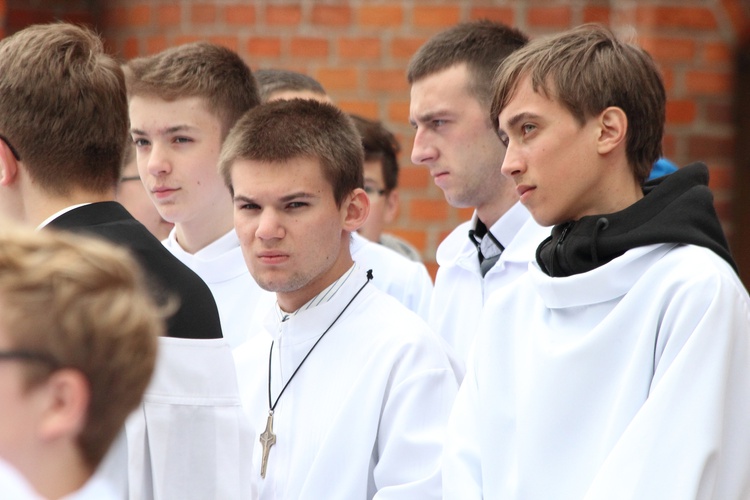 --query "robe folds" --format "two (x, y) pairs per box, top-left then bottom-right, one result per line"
(234, 268), (457, 499)
(444, 243), (750, 499)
